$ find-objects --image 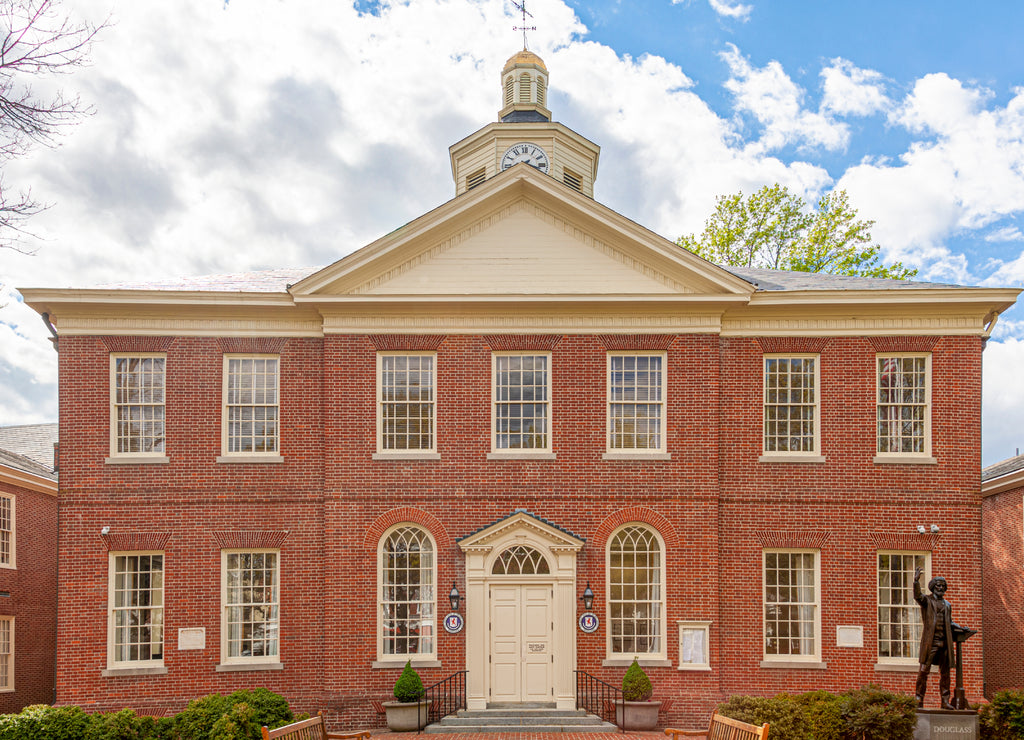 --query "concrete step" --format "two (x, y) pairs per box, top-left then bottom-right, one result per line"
(426, 706), (619, 734)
